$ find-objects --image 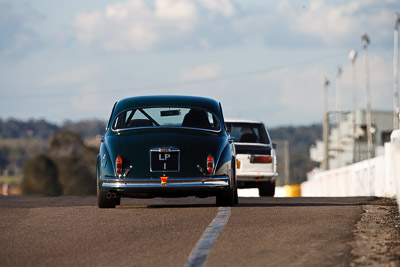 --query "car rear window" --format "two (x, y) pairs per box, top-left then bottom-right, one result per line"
(112, 107), (220, 131)
(226, 122), (270, 144)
